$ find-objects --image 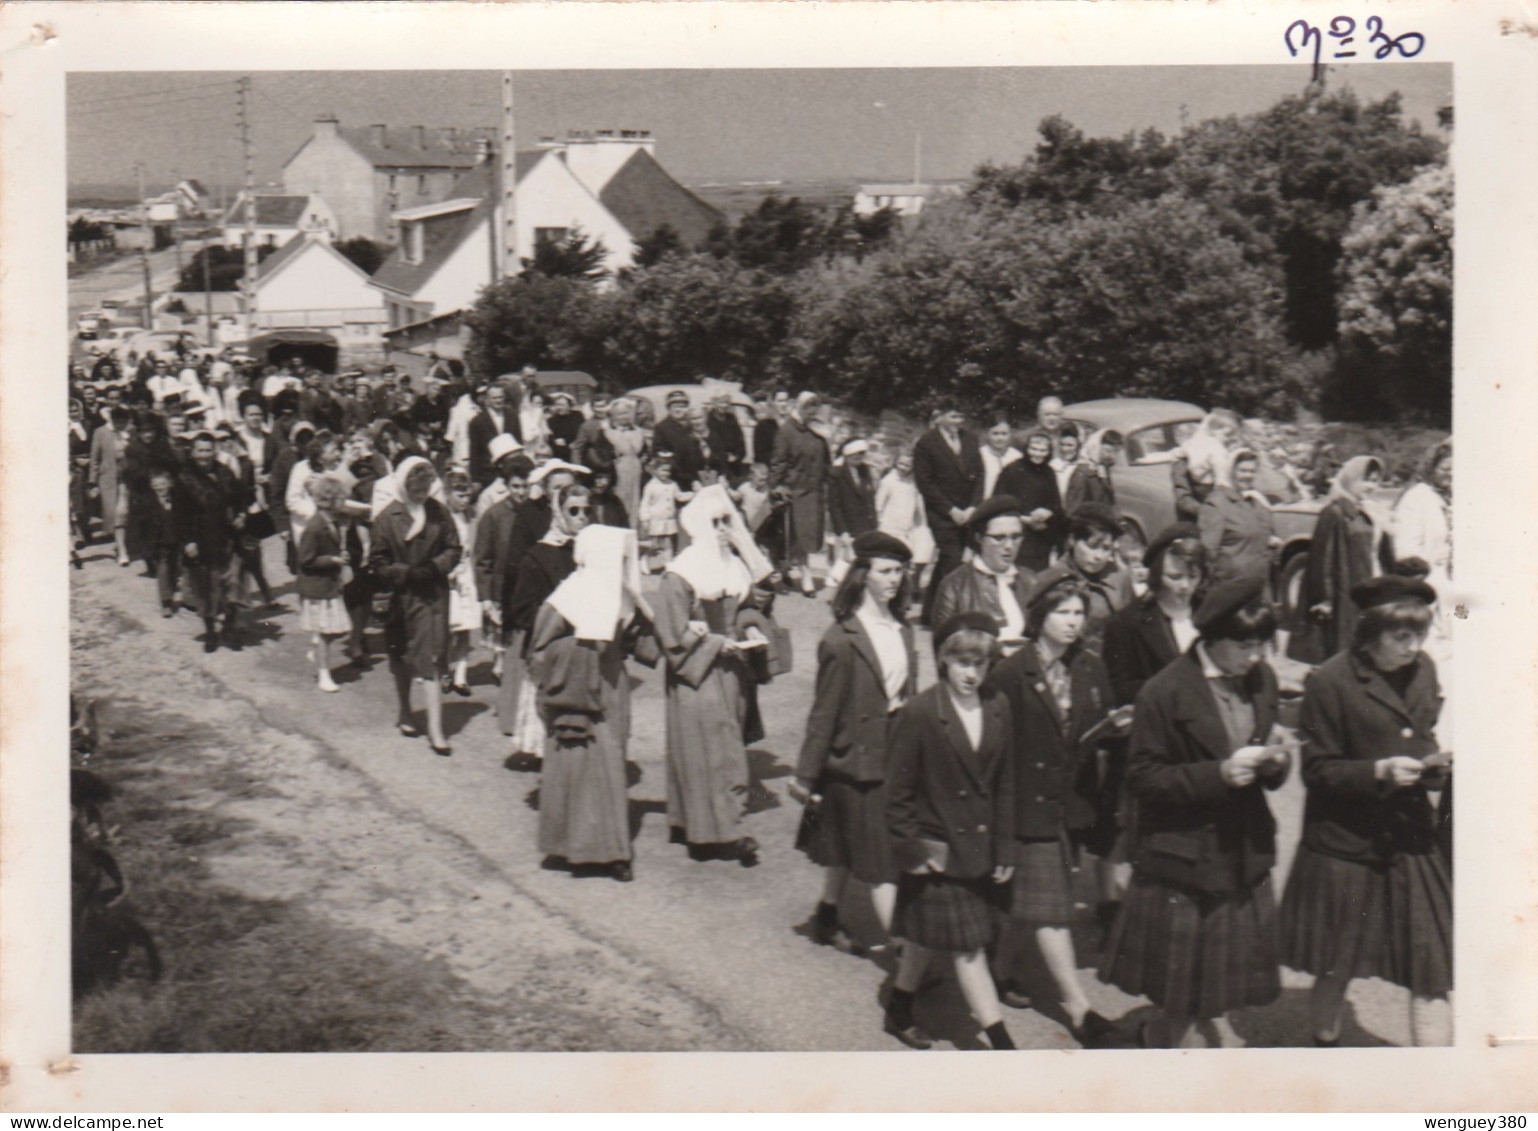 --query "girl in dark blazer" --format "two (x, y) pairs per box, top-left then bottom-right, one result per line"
(297, 475), (352, 694)
(986, 573), (1132, 1048)
(884, 612), (1017, 1050)
(791, 532), (918, 955)
(1102, 523), (1207, 707)
(1099, 576), (1291, 1048)
(1280, 576), (1451, 1046)
(368, 456), (462, 755)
